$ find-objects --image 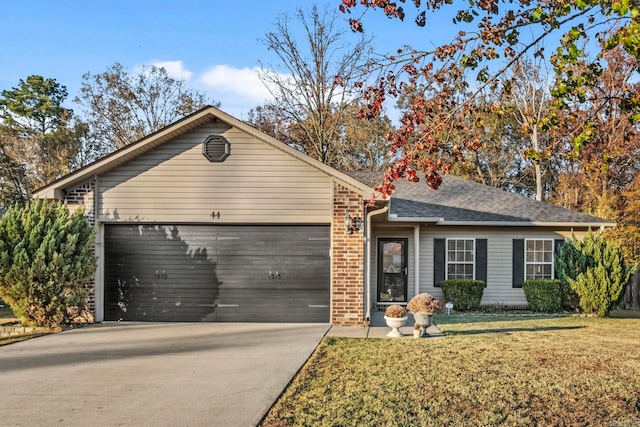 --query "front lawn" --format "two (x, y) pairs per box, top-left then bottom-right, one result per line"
(261, 316), (640, 426)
